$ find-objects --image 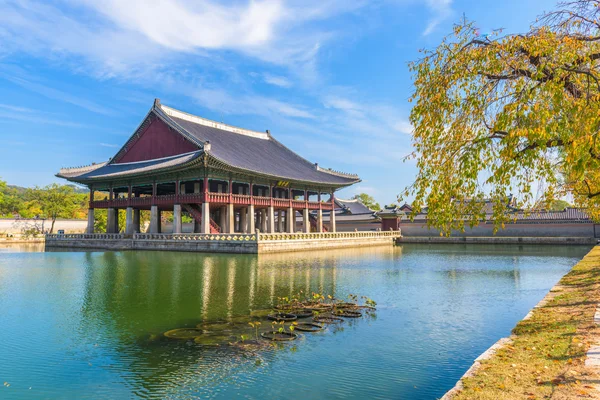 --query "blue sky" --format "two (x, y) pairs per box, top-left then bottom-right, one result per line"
(0, 0), (552, 205)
